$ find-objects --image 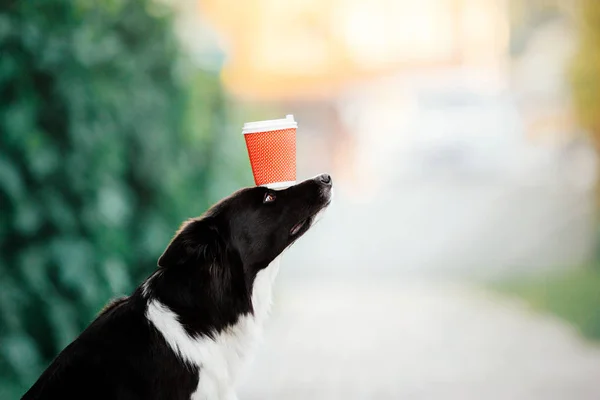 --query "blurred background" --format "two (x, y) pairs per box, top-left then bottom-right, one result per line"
(2, 0), (600, 398)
